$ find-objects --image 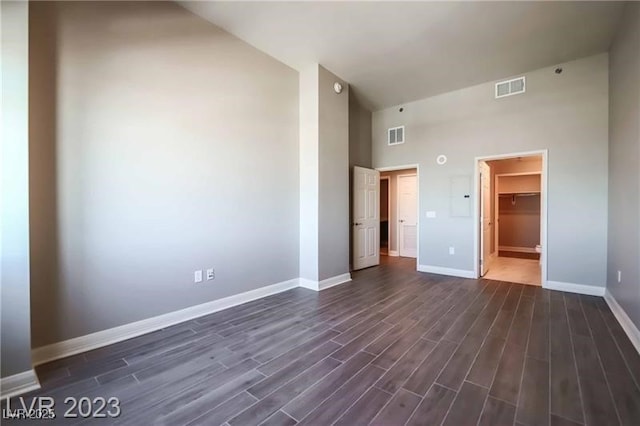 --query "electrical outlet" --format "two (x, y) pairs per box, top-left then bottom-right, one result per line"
(207, 268), (215, 281)
(617, 270), (622, 283)
(194, 270), (203, 283)
(449, 247), (455, 255)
